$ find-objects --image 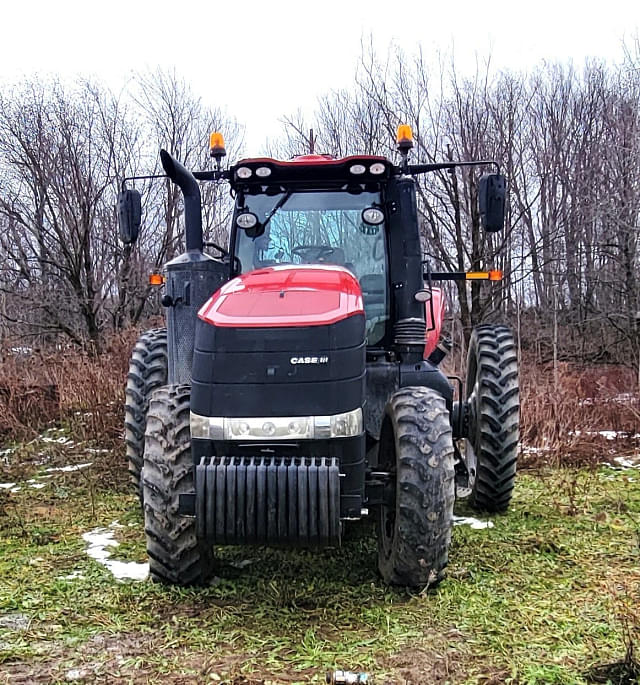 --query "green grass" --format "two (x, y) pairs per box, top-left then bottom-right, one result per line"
(0, 449), (639, 683)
